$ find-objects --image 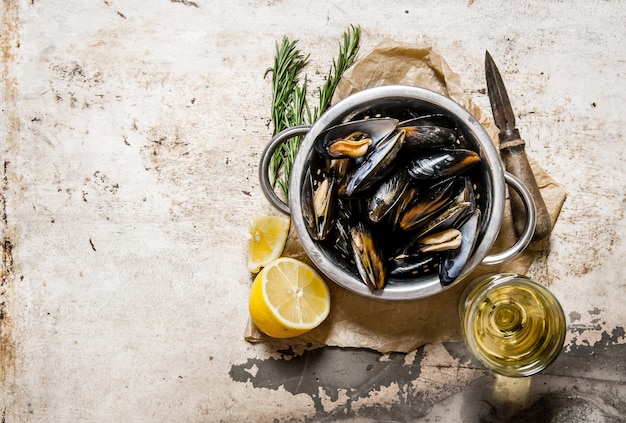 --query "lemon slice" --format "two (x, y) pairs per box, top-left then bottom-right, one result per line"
(249, 257), (331, 338)
(247, 215), (290, 273)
